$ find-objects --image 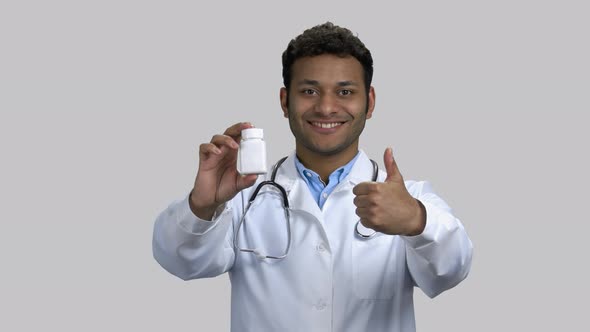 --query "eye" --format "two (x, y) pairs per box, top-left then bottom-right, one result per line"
(302, 89), (317, 95)
(339, 89), (353, 96)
